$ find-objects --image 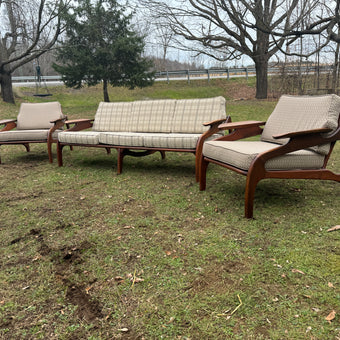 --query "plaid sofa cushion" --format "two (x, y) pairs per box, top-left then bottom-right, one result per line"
(129, 100), (176, 133)
(171, 96), (226, 133)
(261, 95), (340, 155)
(58, 131), (101, 145)
(92, 102), (133, 132)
